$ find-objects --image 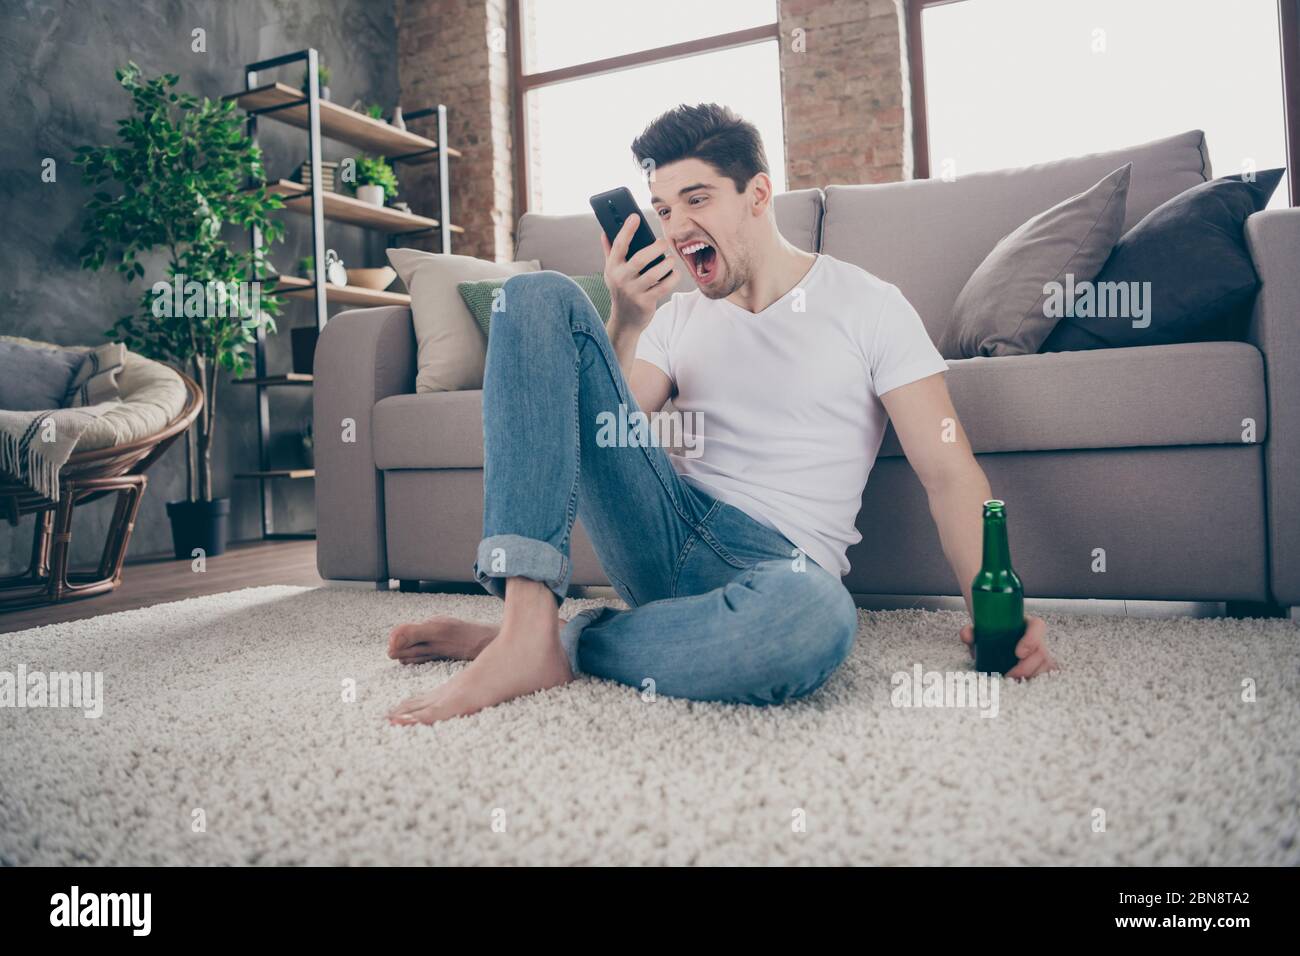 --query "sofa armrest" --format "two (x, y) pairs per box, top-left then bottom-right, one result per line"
(313, 305), (416, 581)
(1245, 208), (1300, 605)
